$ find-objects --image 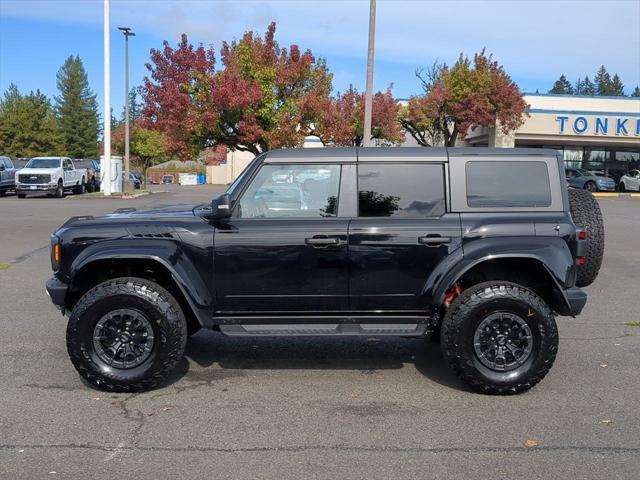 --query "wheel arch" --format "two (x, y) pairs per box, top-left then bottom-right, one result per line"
(427, 239), (576, 316)
(68, 247), (212, 329)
